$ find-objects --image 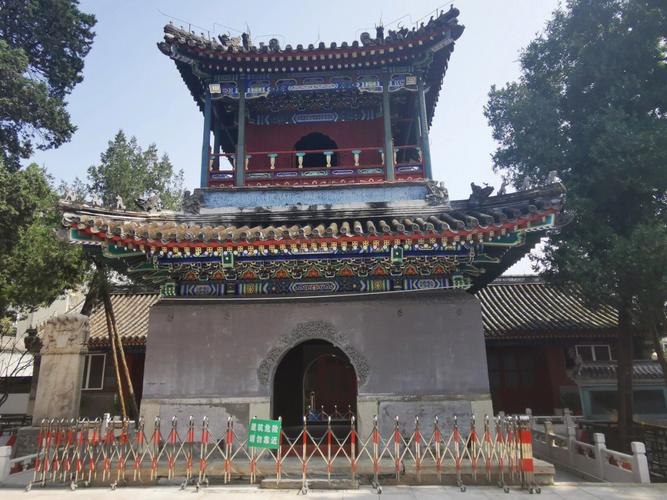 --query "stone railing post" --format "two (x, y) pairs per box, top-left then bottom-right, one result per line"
(0, 446), (11, 483)
(563, 408), (573, 428)
(631, 442), (651, 483)
(543, 420), (554, 460)
(593, 432), (606, 480)
(32, 314), (90, 425)
(566, 423), (577, 466)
